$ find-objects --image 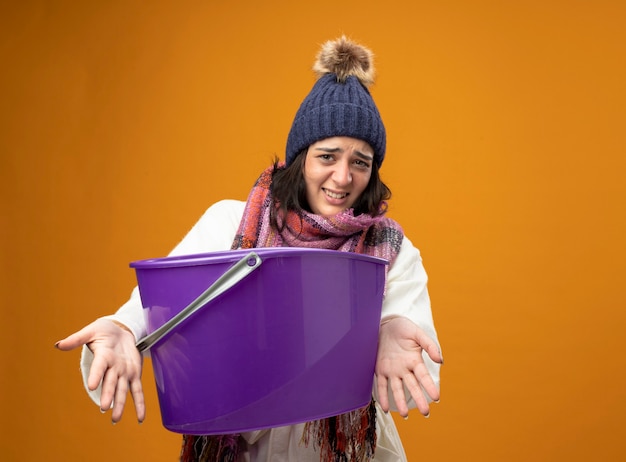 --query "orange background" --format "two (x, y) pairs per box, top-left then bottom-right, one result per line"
(2, 1), (625, 460)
